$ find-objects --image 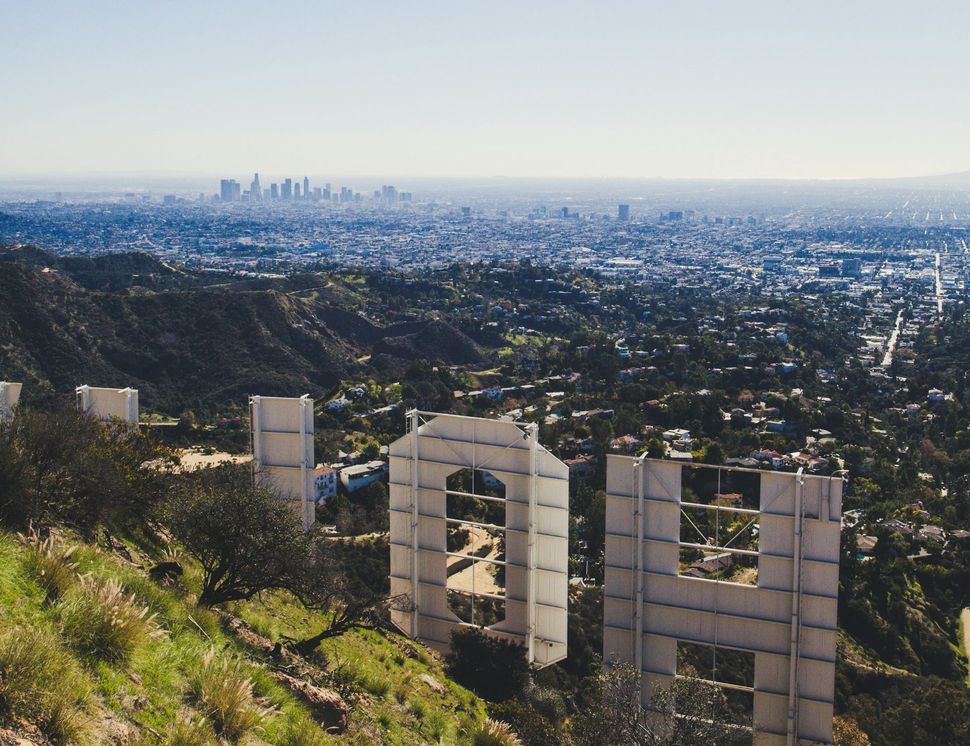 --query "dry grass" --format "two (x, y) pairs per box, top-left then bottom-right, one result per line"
(191, 649), (272, 740)
(0, 626), (91, 744)
(58, 576), (162, 662)
(19, 528), (78, 602)
(470, 718), (524, 746)
(163, 711), (216, 746)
